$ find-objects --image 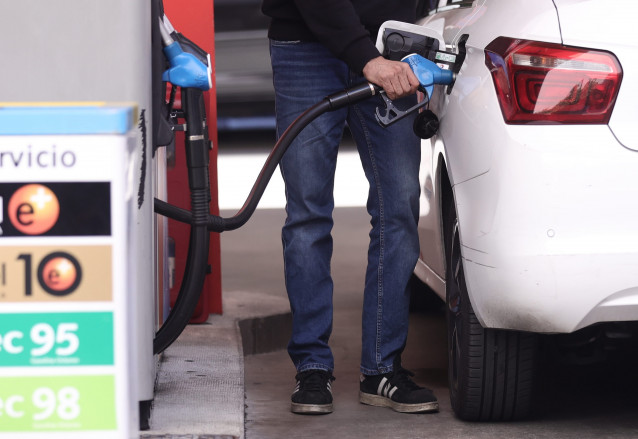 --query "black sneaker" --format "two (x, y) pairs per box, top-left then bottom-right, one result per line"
(291, 370), (335, 414)
(359, 360), (438, 413)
